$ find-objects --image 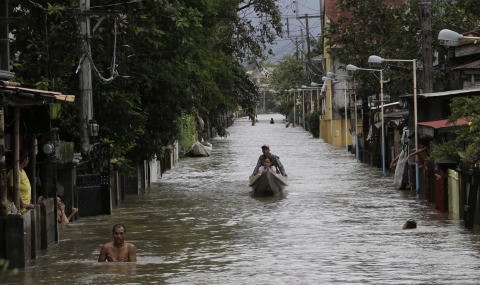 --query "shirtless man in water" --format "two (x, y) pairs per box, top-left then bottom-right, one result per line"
(98, 224), (137, 262)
